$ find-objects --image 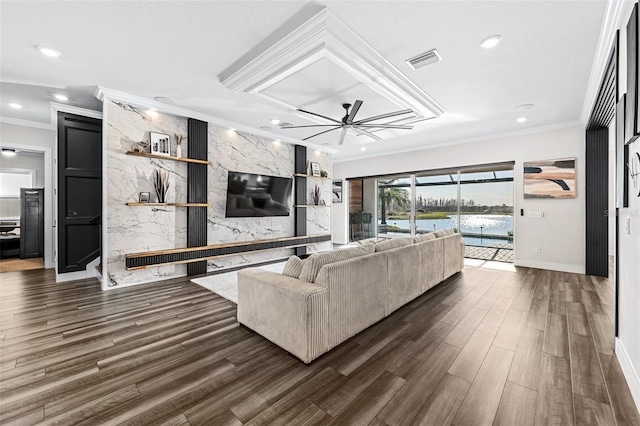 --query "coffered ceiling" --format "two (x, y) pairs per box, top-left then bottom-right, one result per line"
(0, 1), (610, 161)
